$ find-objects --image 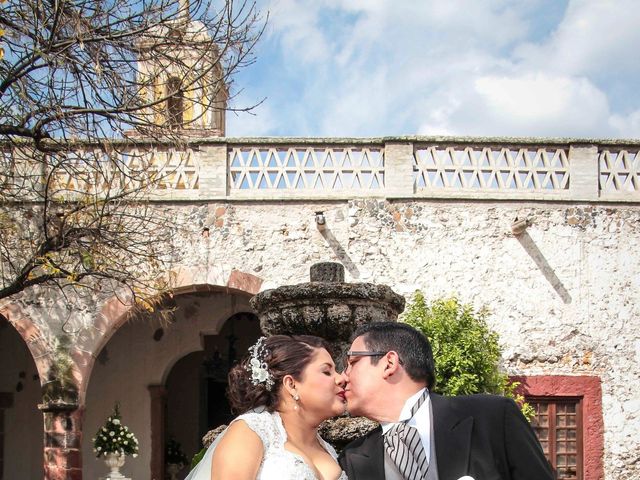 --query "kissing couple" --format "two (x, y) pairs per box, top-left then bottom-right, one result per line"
(185, 322), (553, 480)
